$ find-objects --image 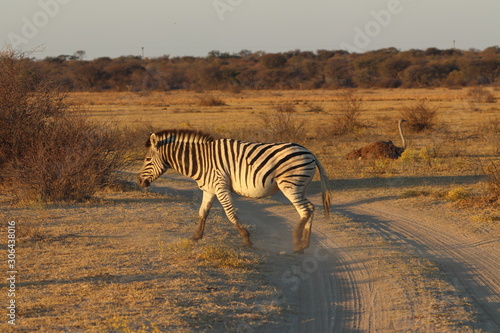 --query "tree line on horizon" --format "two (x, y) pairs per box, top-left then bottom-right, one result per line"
(17, 46), (500, 91)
